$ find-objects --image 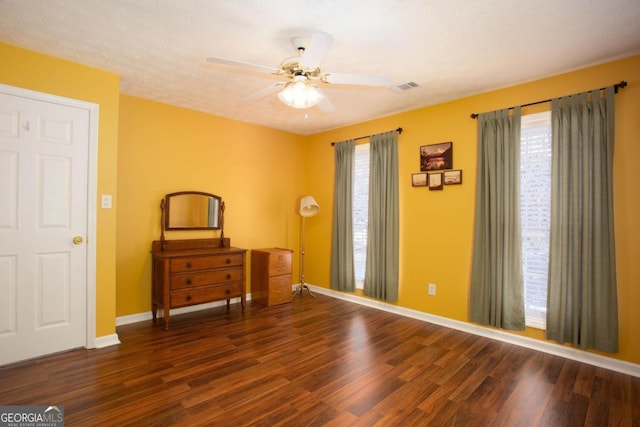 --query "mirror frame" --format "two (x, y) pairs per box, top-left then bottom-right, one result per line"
(163, 191), (222, 230)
